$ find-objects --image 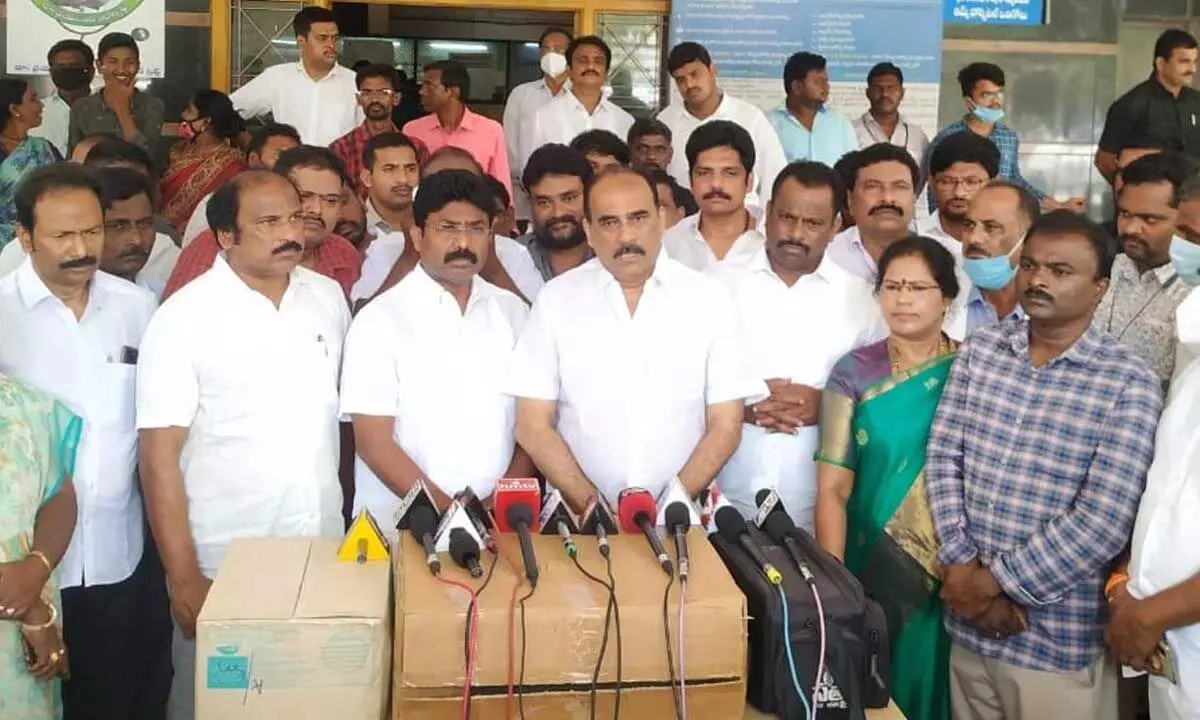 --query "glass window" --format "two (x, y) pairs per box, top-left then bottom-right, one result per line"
(233, 0), (304, 89)
(598, 12), (668, 118)
(415, 40), (508, 104)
